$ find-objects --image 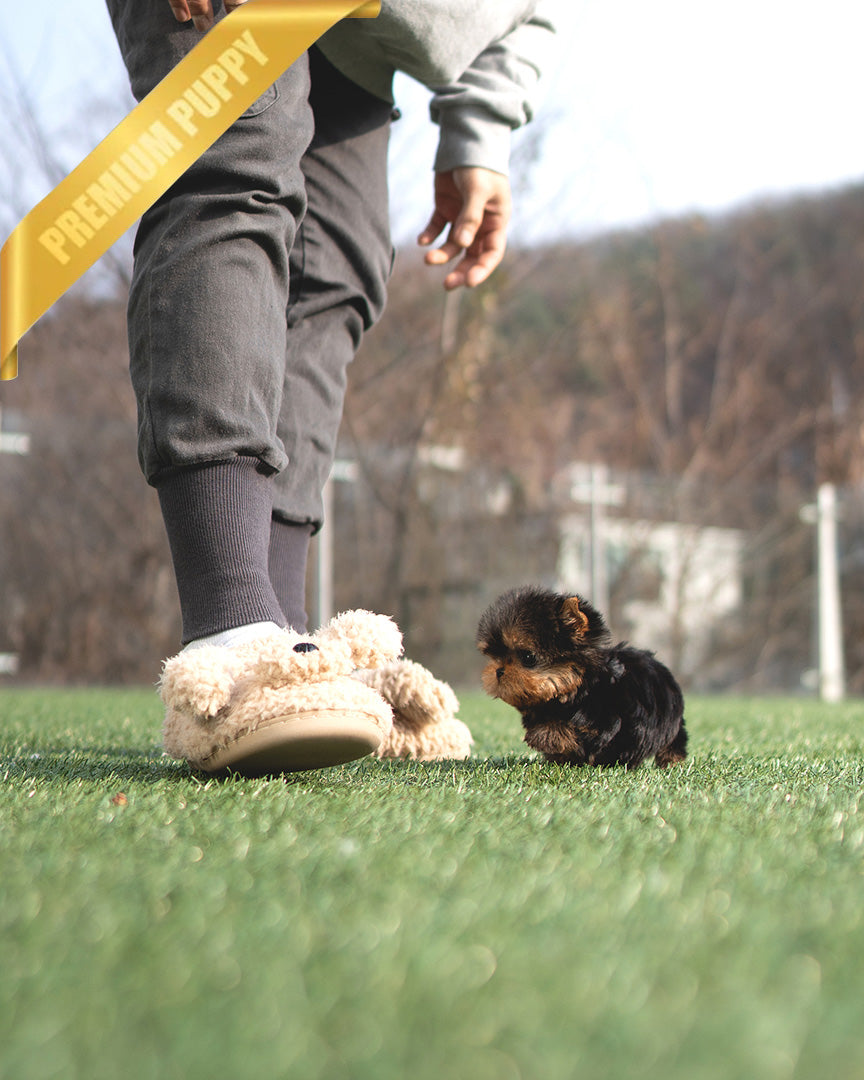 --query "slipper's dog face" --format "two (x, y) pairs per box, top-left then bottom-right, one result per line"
(476, 586), (611, 709)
